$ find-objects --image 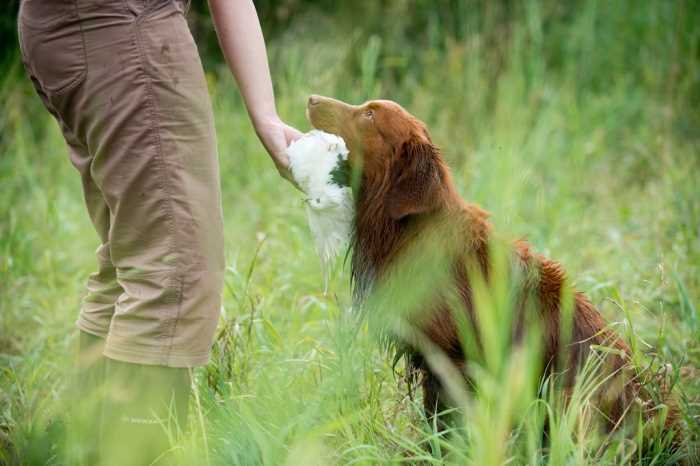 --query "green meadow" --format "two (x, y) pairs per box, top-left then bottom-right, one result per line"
(1, 1), (698, 464)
